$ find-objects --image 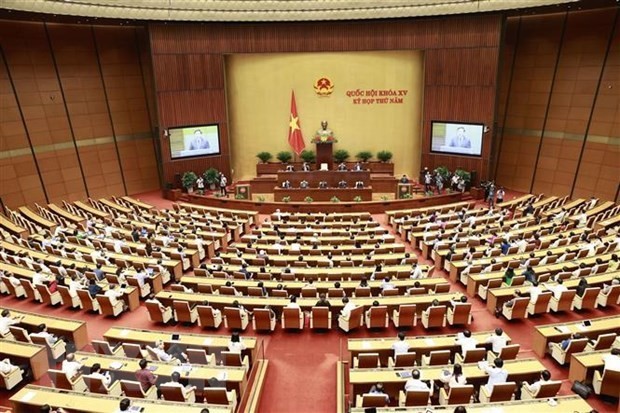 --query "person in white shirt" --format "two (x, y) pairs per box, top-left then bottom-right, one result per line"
(151, 340), (187, 363)
(602, 348), (620, 372)
(380, 276), (396, 292)
(528, 281), (542, 304)
(485, 328), (508, 354)
(340, 297), (357, 320)
(391, 332), (410, 355)
(543, 278), (568, 299)
(439, 363), (467, 388)
(61, 353), (83, 380)
(228, 331), (247, 353)
(286, 295), (301, 309)
(0, 358), (18, 375)
(482, 358), (508, 392)
(0, 309), (21, 336)
(539, 251), (554, 265)
(32, 272), (47, 286)
(455, 330), (478, 356)
(104, 284), (125, 306)
(89, 363), (112, 386)
(576, 212), (588, 228)
(30, 323), (59, 345)
(521, 369), (551, 396)
(404, 369), (431, 392)
(409, 264), (423, 280)
(162, 371), (196, 396)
